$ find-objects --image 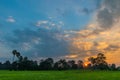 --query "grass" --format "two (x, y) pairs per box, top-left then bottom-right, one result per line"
(0, 70), (119, 80)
